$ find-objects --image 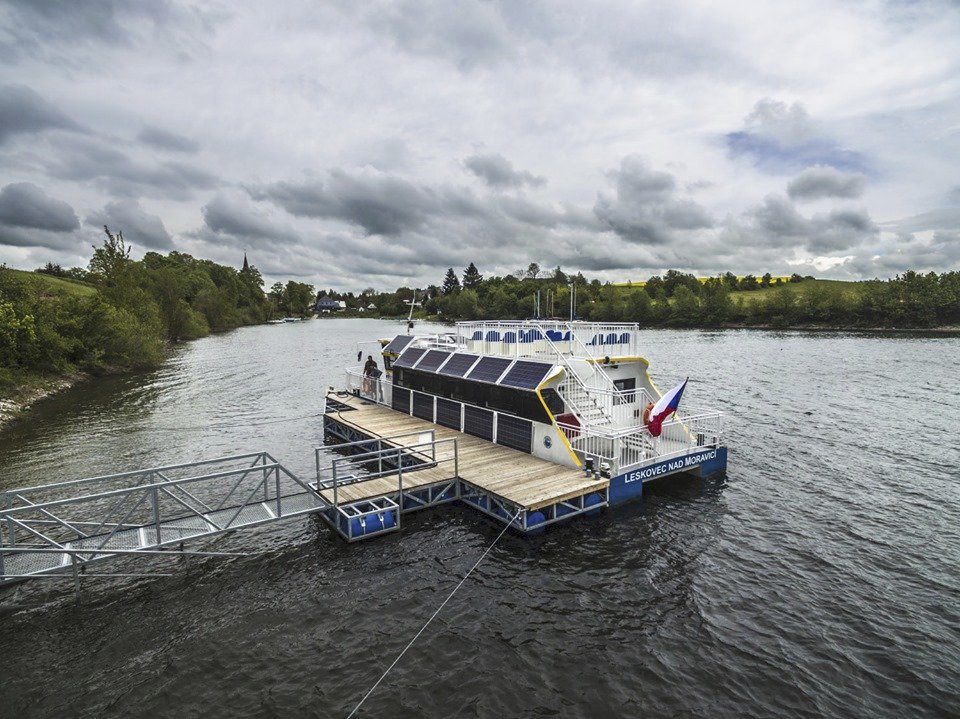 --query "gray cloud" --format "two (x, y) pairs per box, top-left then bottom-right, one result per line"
(200, 193), (294, 245)
(367, 0), (513, 71)
(787, 165), (866, 201)
(463, 153), (546, 189)
(254, 170), (472, 236)
(0, 182), (79, 233)
(137, 125), (199, 154)
(0, 0), (216, 64)
(45, 136), (218, 200)
(86, 199), (174, 250)
(0, 85), (83, 144)
(740, 194), (877, 253)
(885, 206), (960, 234)
(593, 156), (713, 244)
